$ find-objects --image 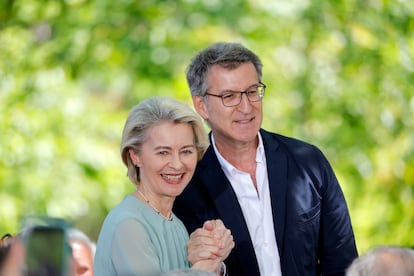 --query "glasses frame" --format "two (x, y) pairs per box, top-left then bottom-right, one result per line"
(204, 82), (266, 107)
